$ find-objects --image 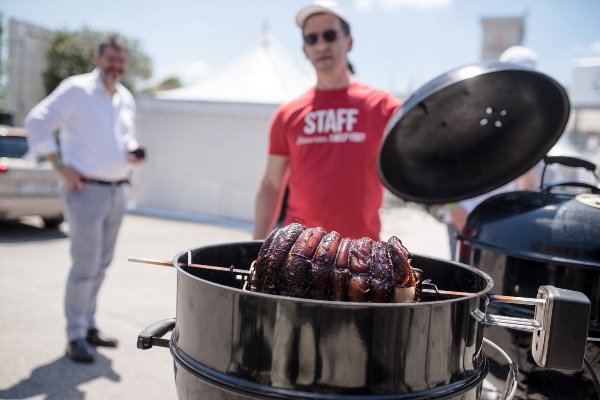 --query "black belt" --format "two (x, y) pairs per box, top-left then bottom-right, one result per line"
(84, 179), (129, 187)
